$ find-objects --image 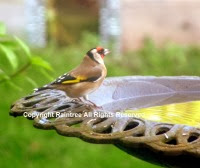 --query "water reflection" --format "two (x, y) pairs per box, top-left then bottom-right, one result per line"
(126, 101), (200, 127)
